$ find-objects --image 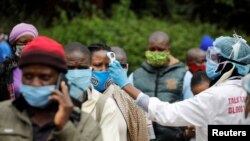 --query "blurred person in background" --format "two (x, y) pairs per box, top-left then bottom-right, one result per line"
(199, 35), (214, 52)
(185, 48), (206, 74)
(0, 23), (38, 101)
